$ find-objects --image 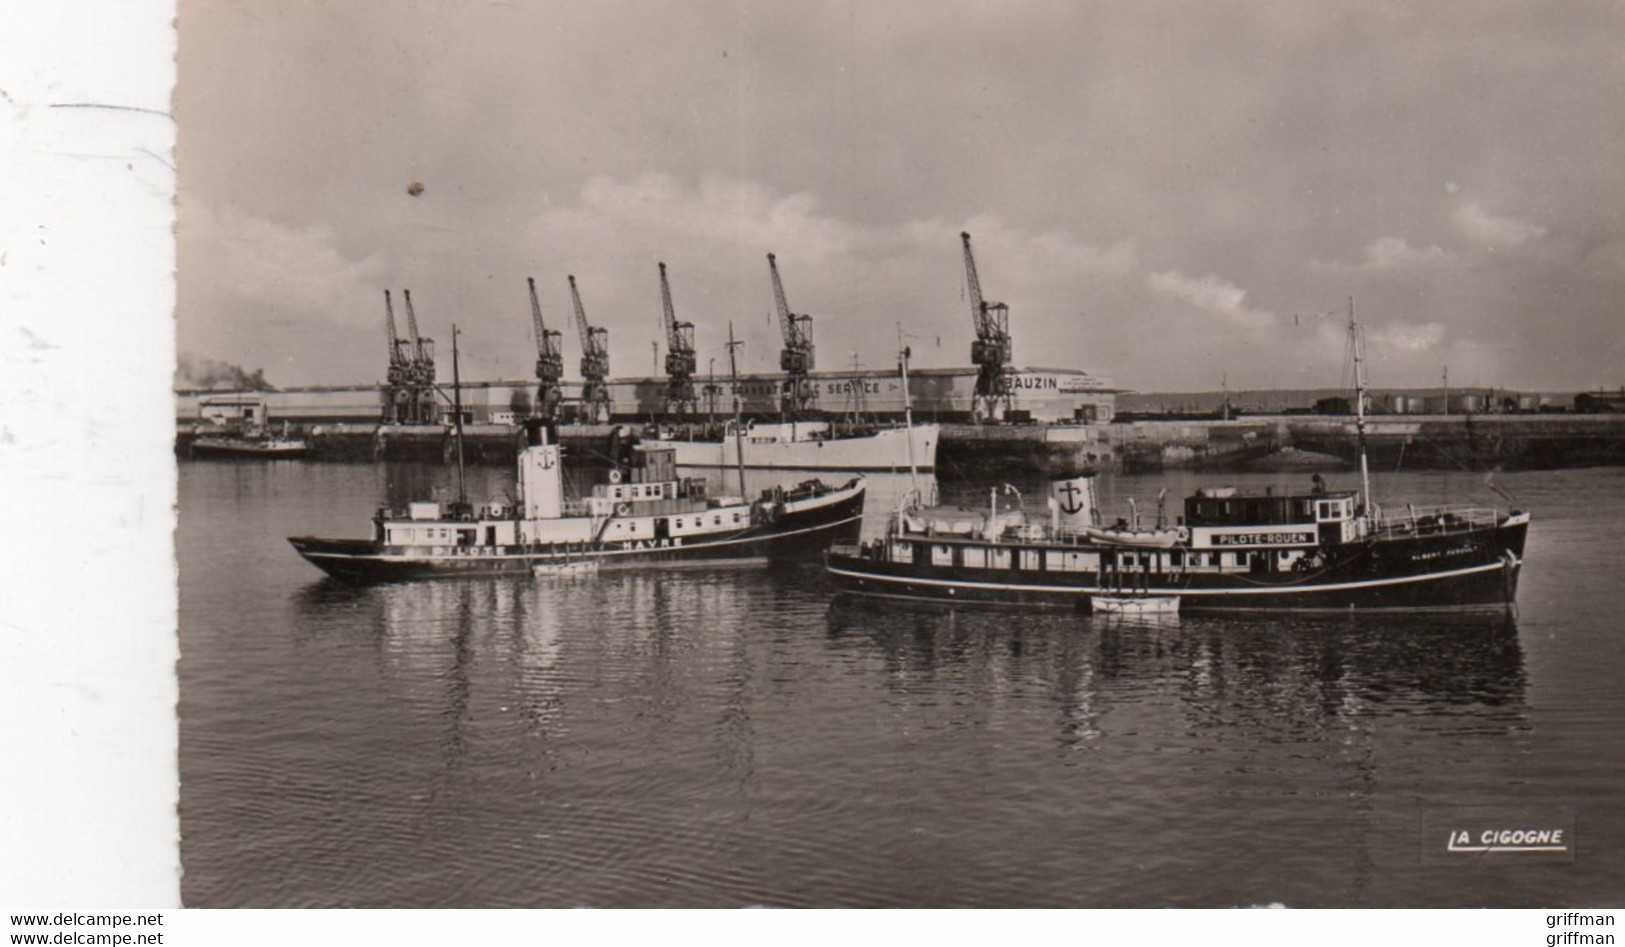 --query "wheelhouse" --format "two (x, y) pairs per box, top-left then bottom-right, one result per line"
(1182, 486), (1358, 528)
